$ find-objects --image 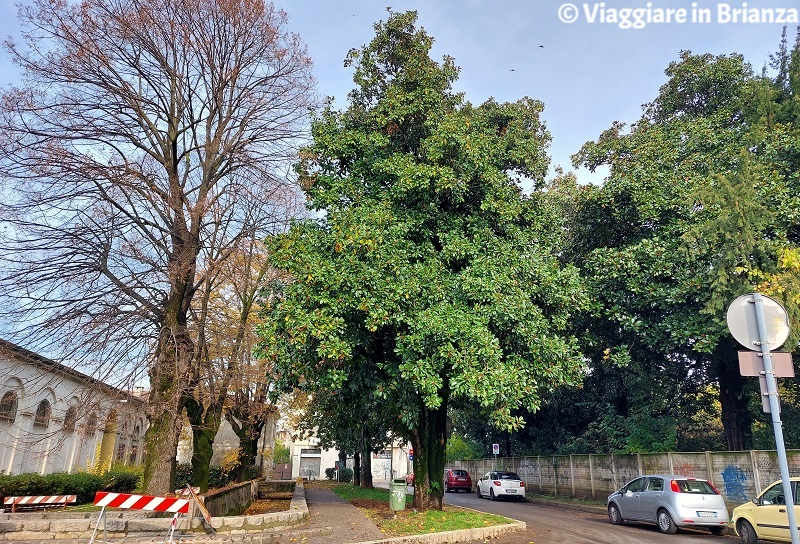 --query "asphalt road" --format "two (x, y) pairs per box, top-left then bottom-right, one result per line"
(440, 488), (740, 544)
